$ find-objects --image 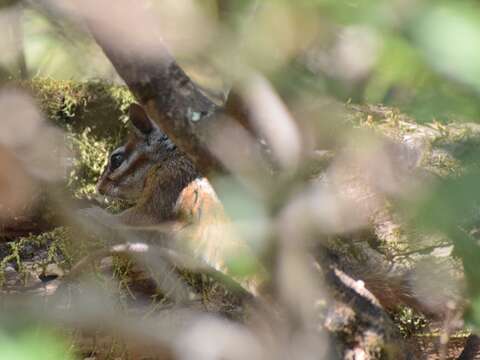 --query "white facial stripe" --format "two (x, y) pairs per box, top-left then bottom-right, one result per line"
(108, 149), (143, 182)
(111, 146), (126, 157)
